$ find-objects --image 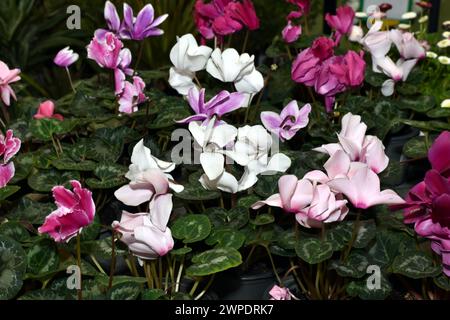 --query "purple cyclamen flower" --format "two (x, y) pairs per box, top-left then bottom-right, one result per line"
(120, 3), (168, 40)
(118, 76), (147, 114)
(177, 87), (245, 125)
(53, 47), (79, 68)
(260, 100), (311, 141)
